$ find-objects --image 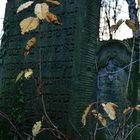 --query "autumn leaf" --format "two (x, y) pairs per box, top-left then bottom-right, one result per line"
(125, 20), (138, 32)
(92, 110), (106, 126)
(138, 0), (140, 6)
(81, 104), (93, 127)
(123, 107), (131, 114)
(46, 0), (62, 6)
(20, 17), (39, 34)
(16, 71), (24, 82)
(32, 121), (42, 137)
(34, 3), (49, 20)
(24, 37), (36, 57)
(135, 105), (140, 111)
(24, 68), (33, 79)
(110, 25), (118, 32)
(36, 77), (42, 96)
(102, 102), (118, 120)
(46, 12), (61, 25)
(17, 1), (34, 14)
(110, 19), (124, 32)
